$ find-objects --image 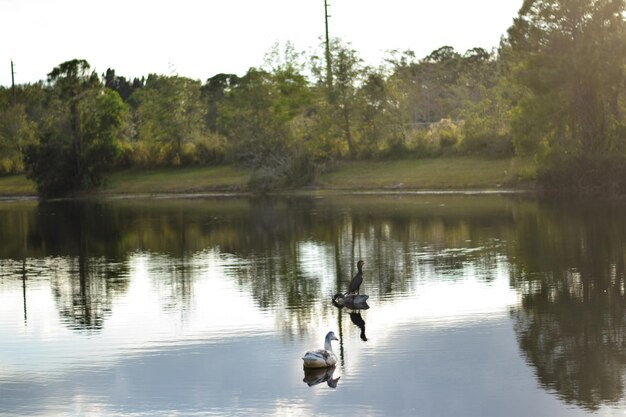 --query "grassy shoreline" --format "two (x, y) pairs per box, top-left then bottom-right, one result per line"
(0, 157), (536, 198)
